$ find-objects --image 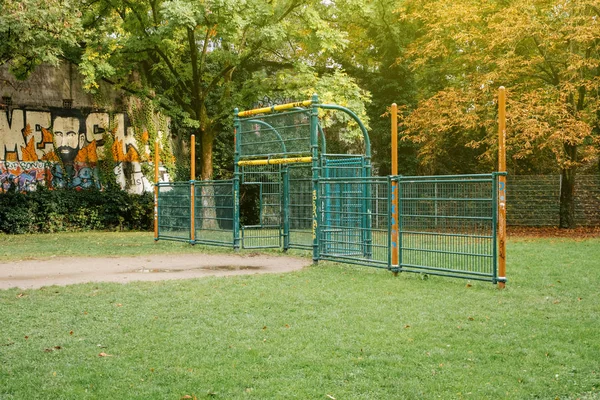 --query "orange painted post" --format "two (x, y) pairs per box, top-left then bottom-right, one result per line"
(391, 103), (399, 272)
(190, 134), (196, 244)
(498, 87), (507, 288)
(154, 139), (159, 241)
